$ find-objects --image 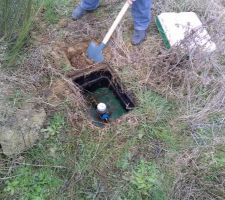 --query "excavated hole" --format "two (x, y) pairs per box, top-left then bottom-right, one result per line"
(72, 69), (135, 127)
